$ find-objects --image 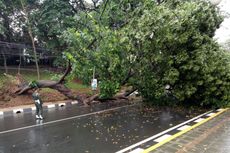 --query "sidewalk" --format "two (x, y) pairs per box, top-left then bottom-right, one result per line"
(151, 108), (230, 153)
(0, 100), (79, 116)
